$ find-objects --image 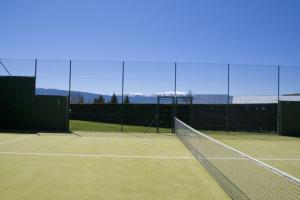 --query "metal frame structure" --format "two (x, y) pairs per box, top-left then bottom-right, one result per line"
(156, 96), (175, 133)
(156, 95), (193, 133)
(175, 96), (193, 126)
